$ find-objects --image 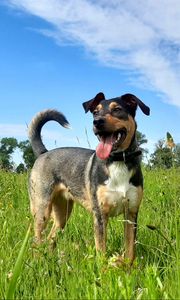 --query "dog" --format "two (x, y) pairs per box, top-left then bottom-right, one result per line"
(28, 92), (150, 264)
